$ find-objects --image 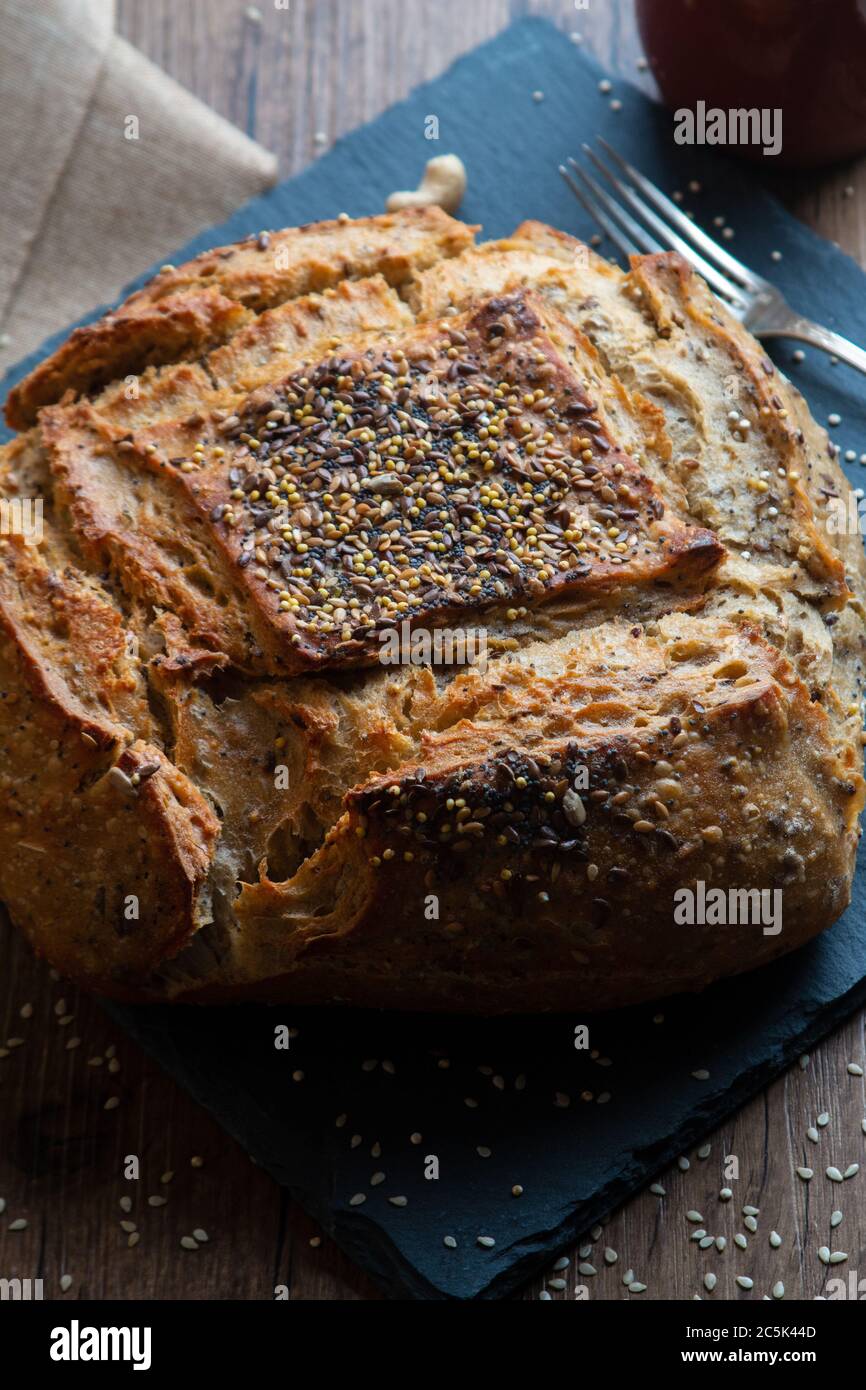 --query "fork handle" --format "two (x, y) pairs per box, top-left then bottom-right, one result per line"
(759, 317), (866, 378)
